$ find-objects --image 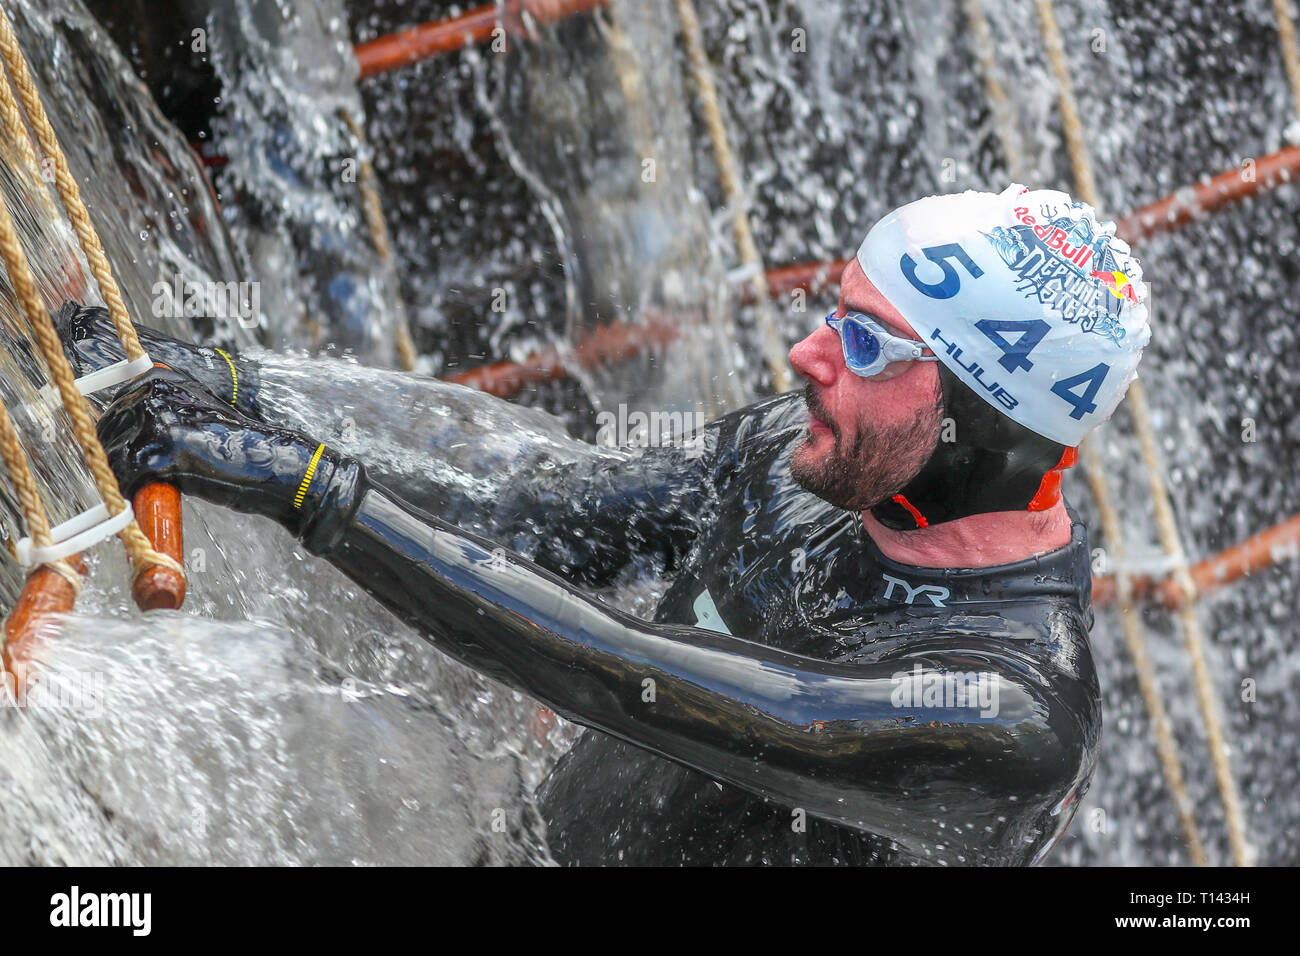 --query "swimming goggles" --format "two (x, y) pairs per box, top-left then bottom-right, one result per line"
(825, 310), (938, 378)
